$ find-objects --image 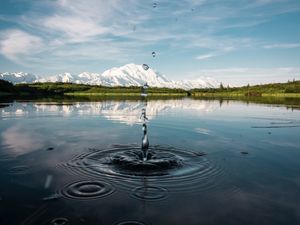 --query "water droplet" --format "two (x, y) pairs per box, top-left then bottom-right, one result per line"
(142, 64), (149, 71)
(152, 51), (156, 57)
(142, 133), (149, 149)
(50, 218), (68, 225)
